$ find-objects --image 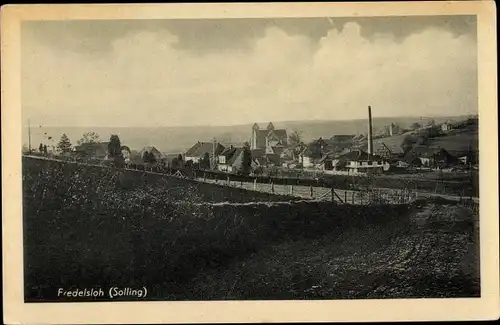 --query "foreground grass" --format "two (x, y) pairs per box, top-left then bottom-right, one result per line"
(23, 158), (479, 300)
(176, 203), (479, 300)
